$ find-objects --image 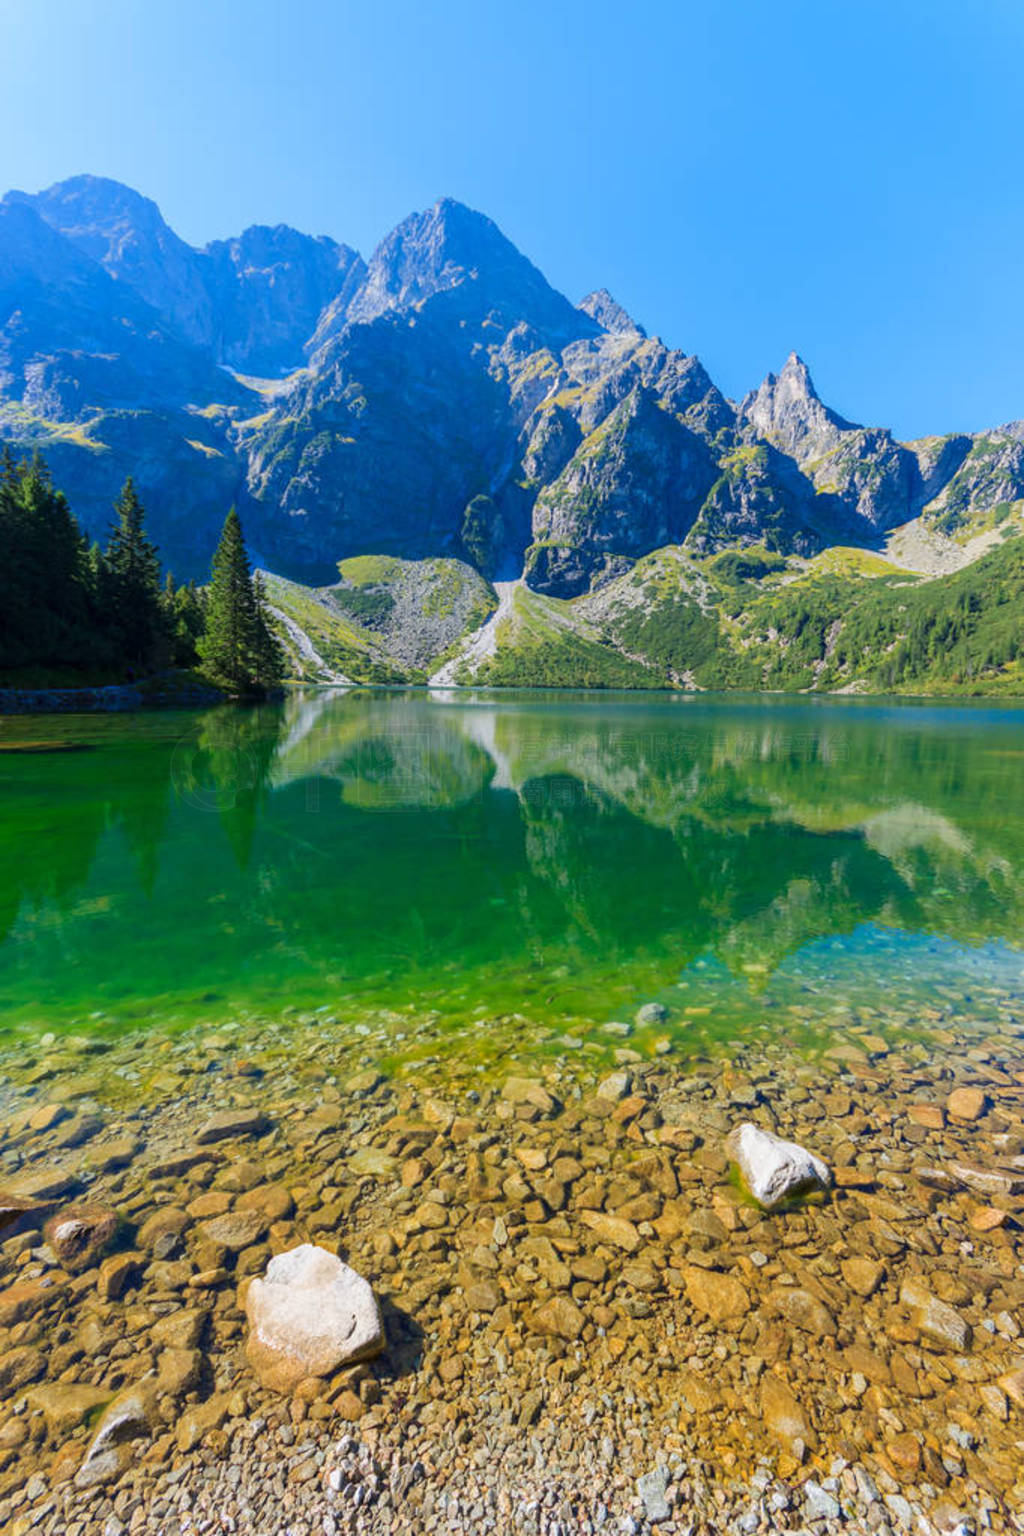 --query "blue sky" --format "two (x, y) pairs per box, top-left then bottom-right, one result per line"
(2, 0), (1022, 439)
